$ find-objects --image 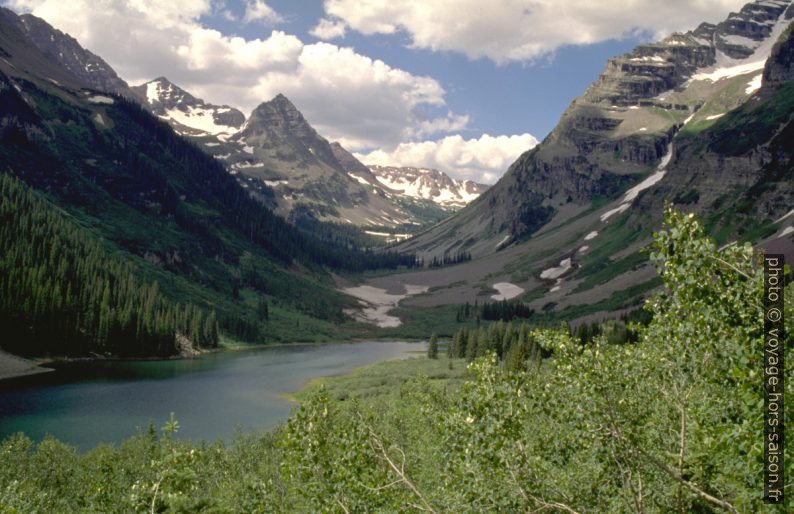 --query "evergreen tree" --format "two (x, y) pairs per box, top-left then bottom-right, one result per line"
(465, 329), (478, 361)
(505, 337), (526, 372)
(427, 333), (438, 359)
